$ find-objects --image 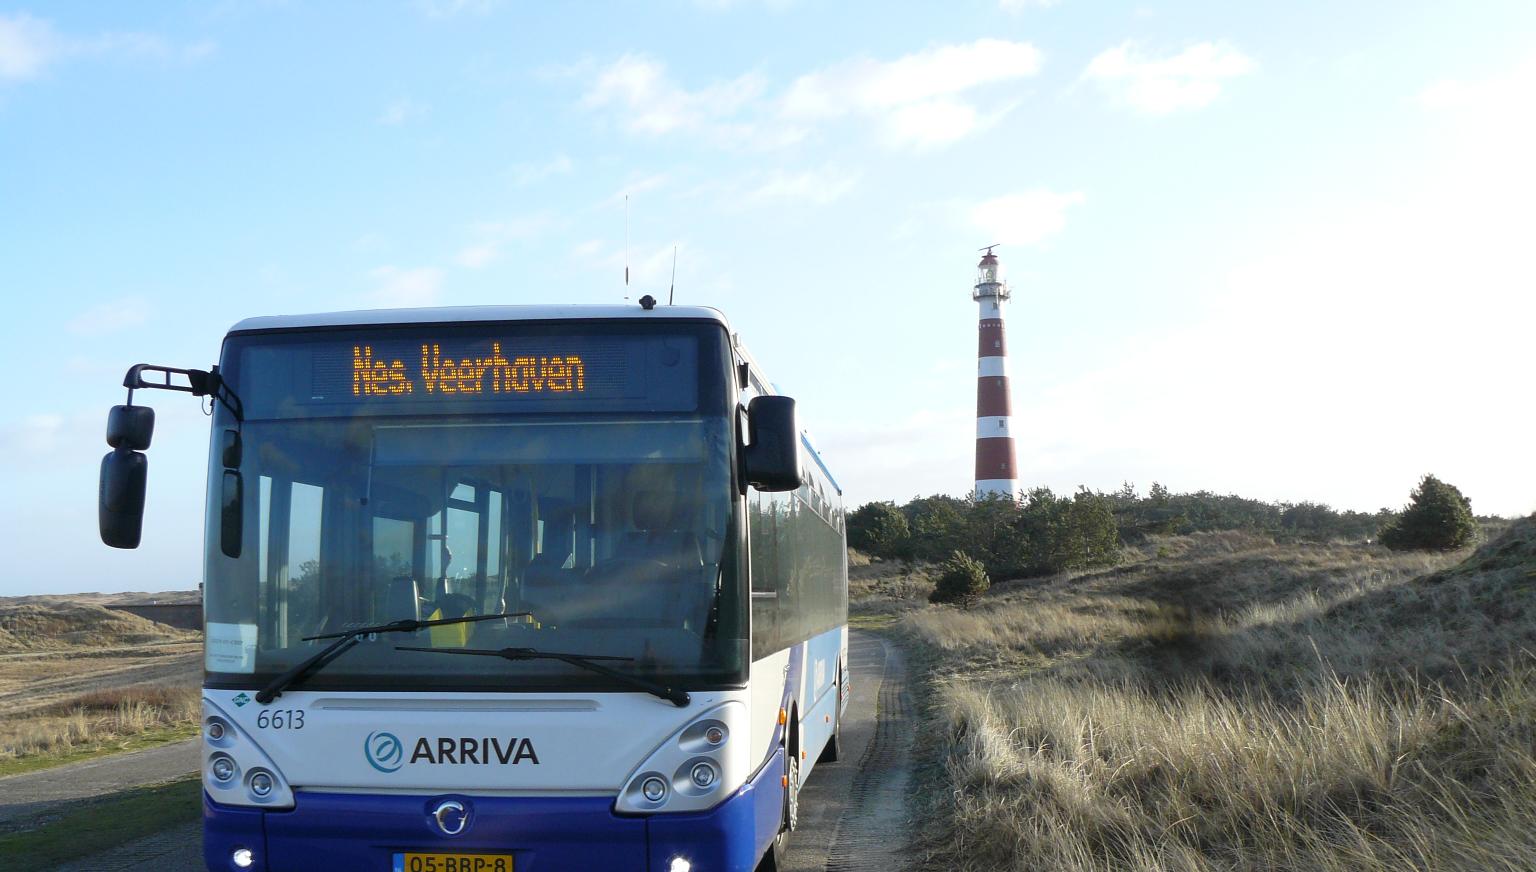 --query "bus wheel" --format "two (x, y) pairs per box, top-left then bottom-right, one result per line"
(760, 749), (799, 871)
(785, 750), (800, 831)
